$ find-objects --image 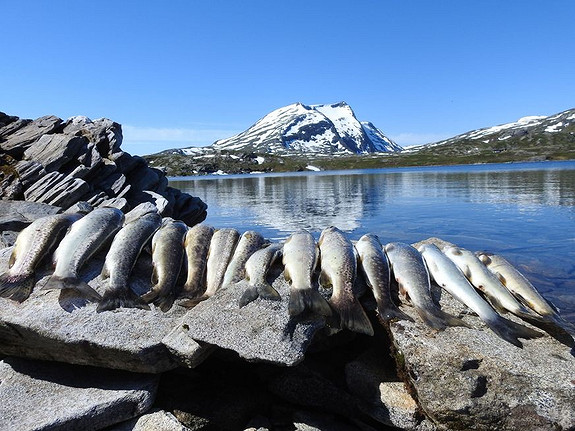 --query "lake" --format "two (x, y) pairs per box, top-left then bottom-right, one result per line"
(170, 160), (575, 322)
